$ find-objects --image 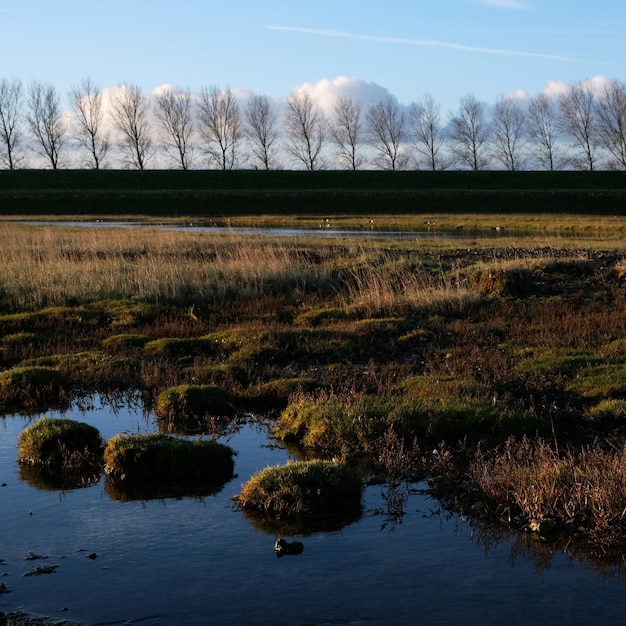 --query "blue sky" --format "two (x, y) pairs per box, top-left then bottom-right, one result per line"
(0, 0), (623, 114)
